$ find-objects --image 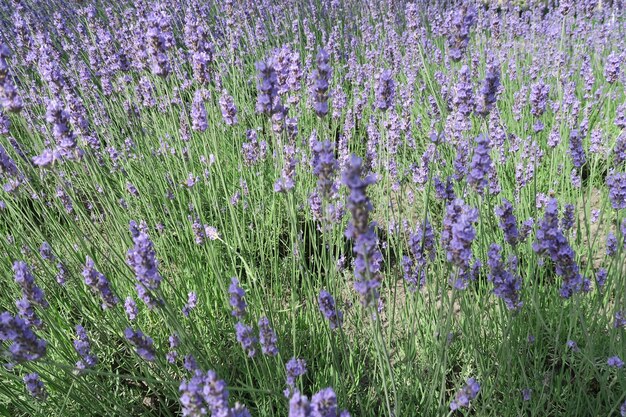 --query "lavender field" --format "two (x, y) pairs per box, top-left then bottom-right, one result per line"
(1, 0), (626, 416)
